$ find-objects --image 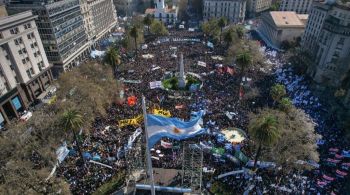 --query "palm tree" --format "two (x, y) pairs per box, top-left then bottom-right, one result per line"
(218, 17), (227, 42)
(236, 26), (244, 39)
(129, 26), (139, 56)
(105, 47), (121, 74)
(279, 97), (292, 112)
(236, 51), (252, 79)
(248, 114), (280, 169)
(270, 84), (286, 104)
(223, 29), (234, 47)
(62, 109), (84, 163)
(143, 14), (153, 34)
